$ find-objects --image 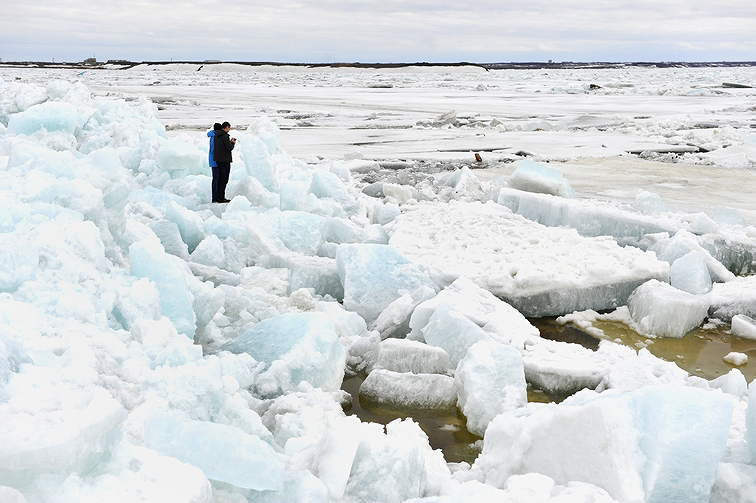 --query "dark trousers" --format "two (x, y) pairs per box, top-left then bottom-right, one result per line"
(212, 162), (231, 201)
